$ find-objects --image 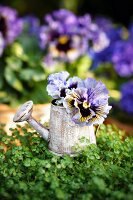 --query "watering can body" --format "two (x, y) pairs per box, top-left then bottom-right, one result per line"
(13, 101), (96, 155)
